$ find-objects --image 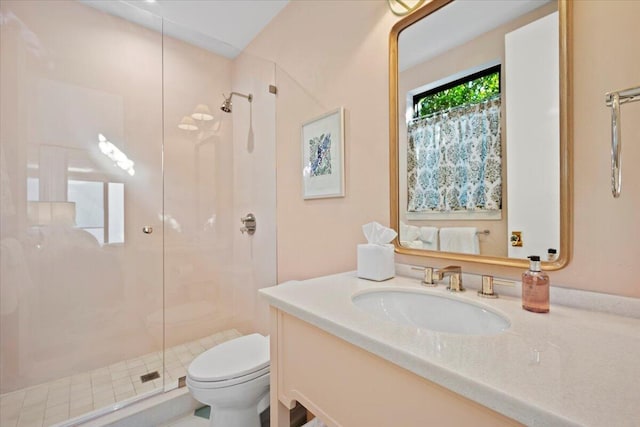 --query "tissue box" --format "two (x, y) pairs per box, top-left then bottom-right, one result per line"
(357, 244), (395, 281)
